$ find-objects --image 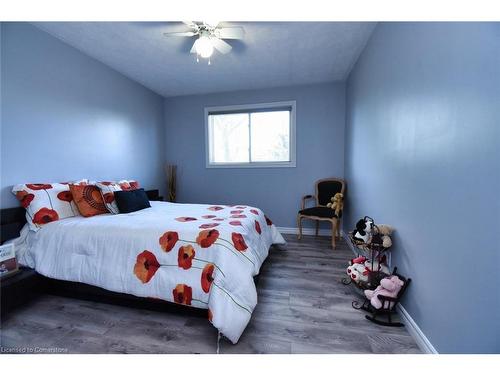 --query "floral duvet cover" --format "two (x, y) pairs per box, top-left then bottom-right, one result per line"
(17, 201), (285, 343)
